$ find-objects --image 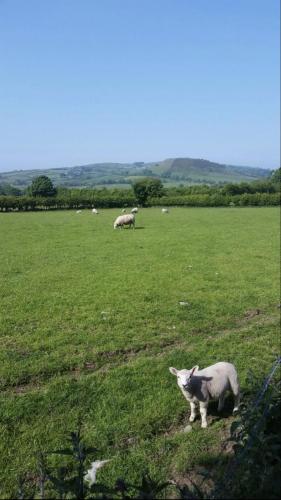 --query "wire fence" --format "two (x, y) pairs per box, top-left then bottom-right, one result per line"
(210, 355), (281, 499)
